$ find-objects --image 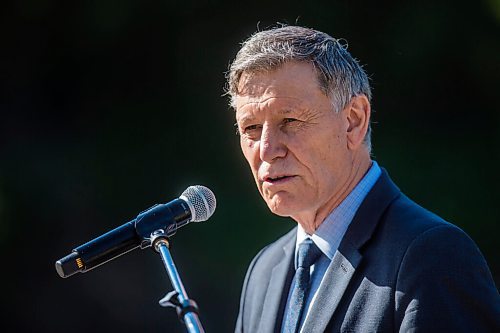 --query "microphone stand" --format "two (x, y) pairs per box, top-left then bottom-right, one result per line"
(149, 230), (205, 333)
